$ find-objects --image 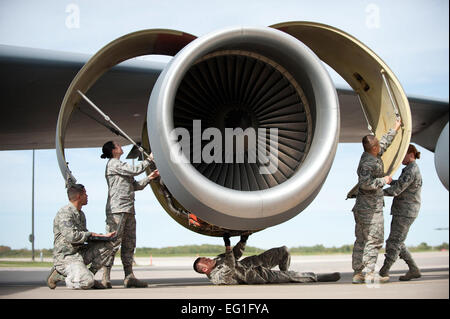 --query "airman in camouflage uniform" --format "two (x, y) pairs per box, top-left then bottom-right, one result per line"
(100, 141), (159, 288)
(194, 235), (340, 285)
(47, 184), (115, 289)
(351, 119), (401, 283)
(380, 145), (422, 281)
